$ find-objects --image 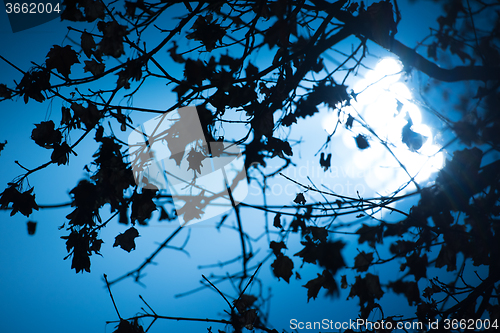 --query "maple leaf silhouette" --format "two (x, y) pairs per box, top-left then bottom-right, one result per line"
(271, 254), (294, 283)
(84, 59), (105, 76)
(186, 15), (226, 51)
(97, 21), (128, 58)
(113, 227), (140, 252)
(46, 45), (80, 79)
(294, 239), (346, 275)
(176, 195), (207, 223)
(186, 148), (205, 174)
(11, 187), (39, 217)
(354, 251), (374, 272)
(348, 273), (384, 305)
(31, 121), (62, 148)
(304, 273), (324, 301)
